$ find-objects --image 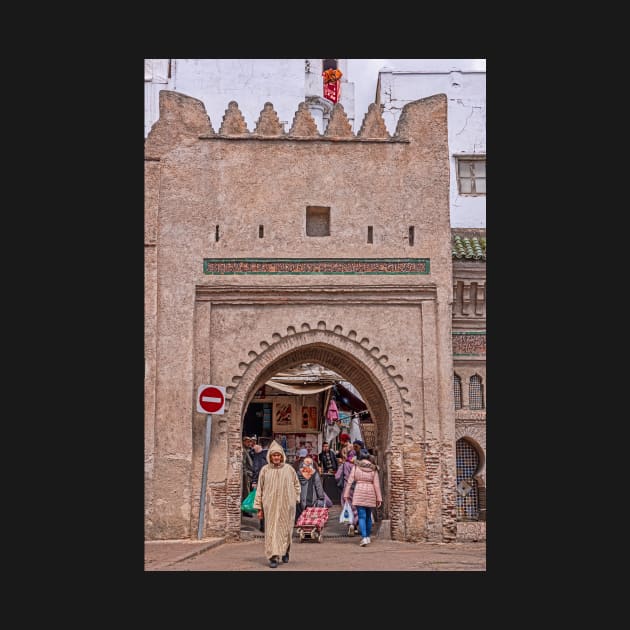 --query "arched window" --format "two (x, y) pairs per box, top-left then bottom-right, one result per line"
(456, 438), (480, 521)
(469, 374), (484, 410)
(453, 373), (462, 409)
